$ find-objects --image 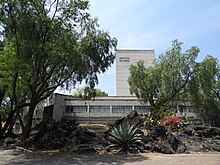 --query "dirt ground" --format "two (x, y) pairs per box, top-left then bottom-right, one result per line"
(0, 148), (220, 165)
